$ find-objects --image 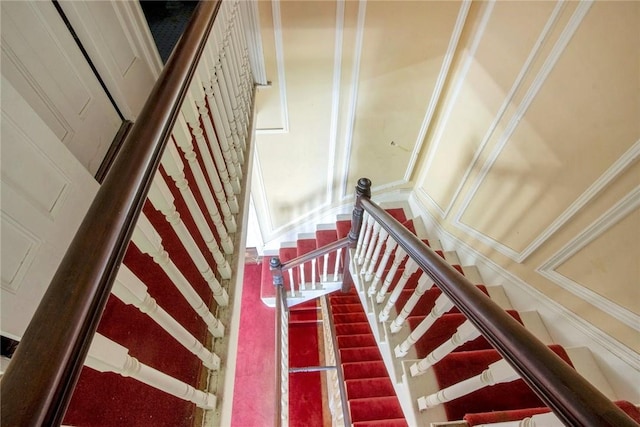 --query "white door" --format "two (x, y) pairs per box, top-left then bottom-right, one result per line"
(57, 0), (162, 120)
(1, 77), (100, 340)
(0, 0), (122, 175)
